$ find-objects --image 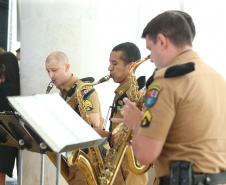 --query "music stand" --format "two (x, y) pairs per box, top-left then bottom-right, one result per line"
(7, 93), (106, 185)
(0, 111), (48, 185)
